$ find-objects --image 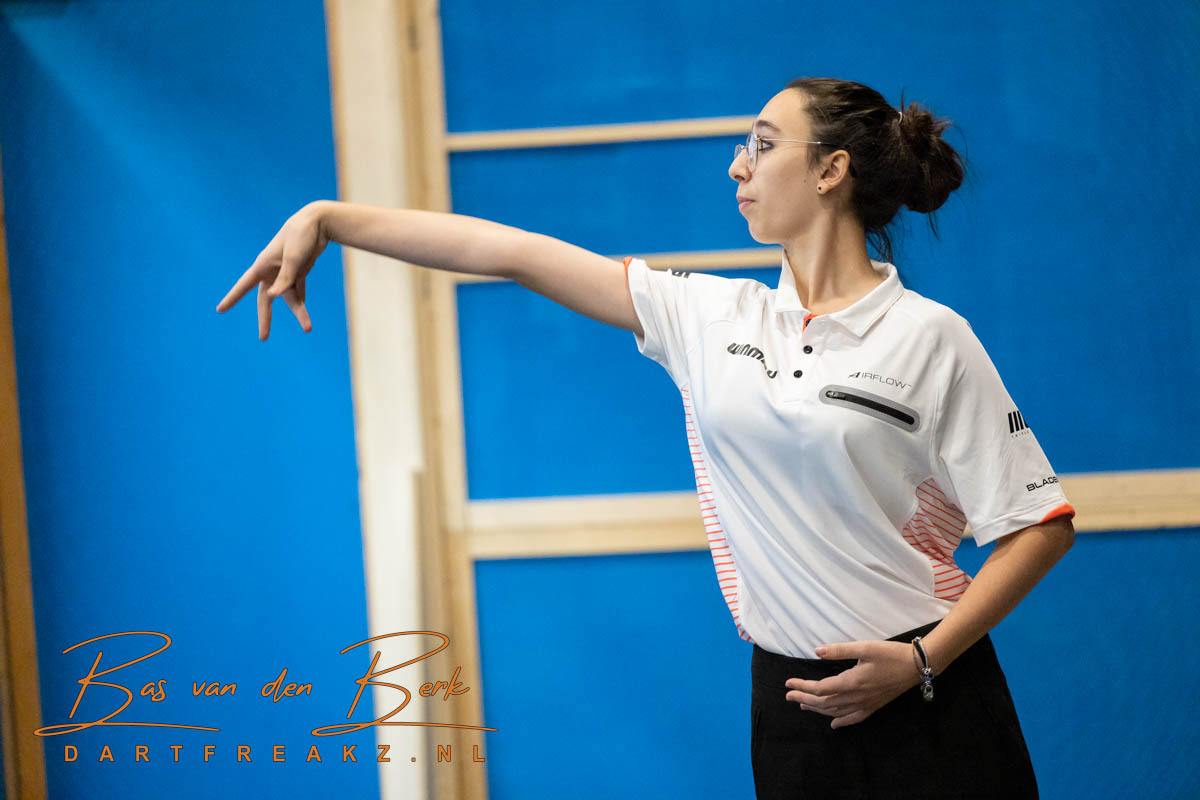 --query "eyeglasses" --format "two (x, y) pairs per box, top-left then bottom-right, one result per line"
(734, 131), (856, 176)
